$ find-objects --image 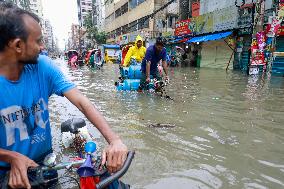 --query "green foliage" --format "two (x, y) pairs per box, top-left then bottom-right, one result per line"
(84, 12), (107, 45)
(3, 0), (30, 10)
